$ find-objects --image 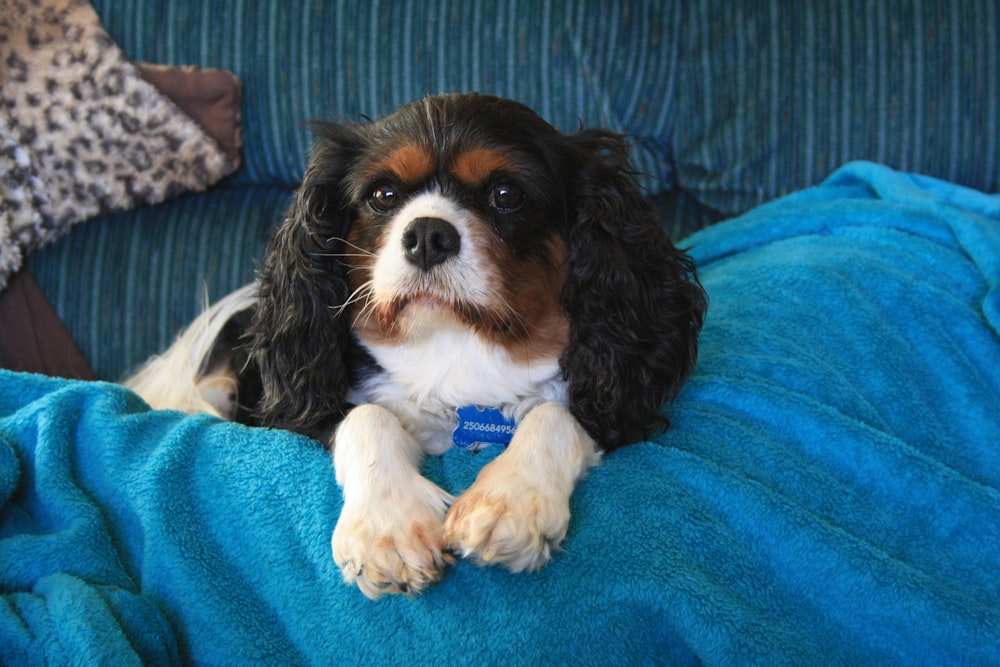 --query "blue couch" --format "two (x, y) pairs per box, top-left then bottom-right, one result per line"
(3, 1), (999, 664)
